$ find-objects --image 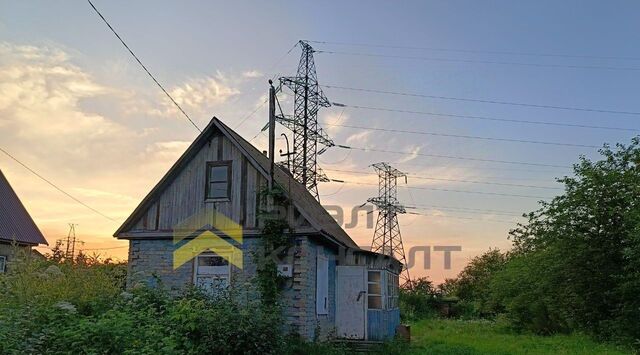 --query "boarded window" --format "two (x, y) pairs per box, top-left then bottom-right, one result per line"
(367, 270), (382, 309)
(316, 254), (329, 315)
(206, 161), (231, 200)
(194, 253), (230, 295)
(0, 256), (5, 273)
